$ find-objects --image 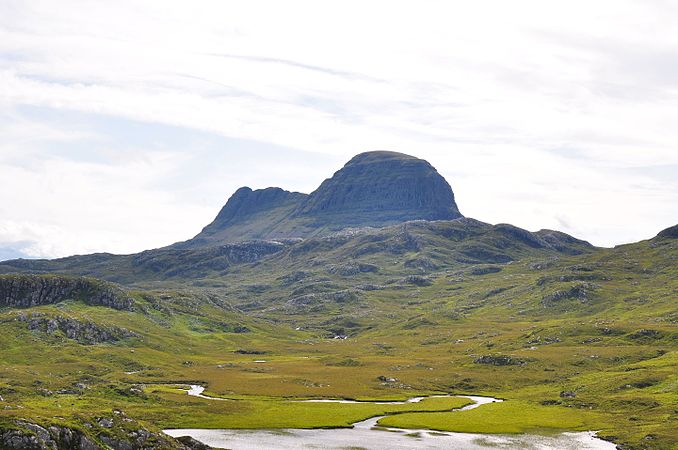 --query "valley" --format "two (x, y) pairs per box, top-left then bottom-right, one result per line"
(0, 152), (676, 450)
